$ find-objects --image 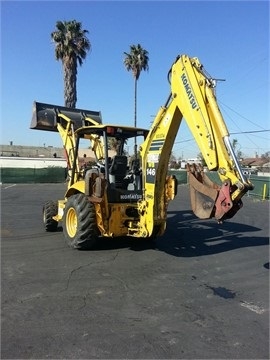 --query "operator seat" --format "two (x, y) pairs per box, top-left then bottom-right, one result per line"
(109, 155), (128, 188)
